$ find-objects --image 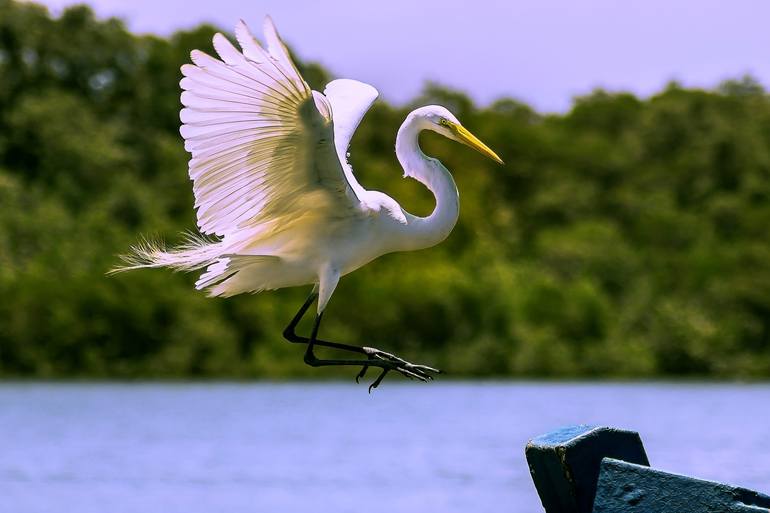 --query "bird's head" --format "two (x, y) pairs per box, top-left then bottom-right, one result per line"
(415, 105), (503, 165)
